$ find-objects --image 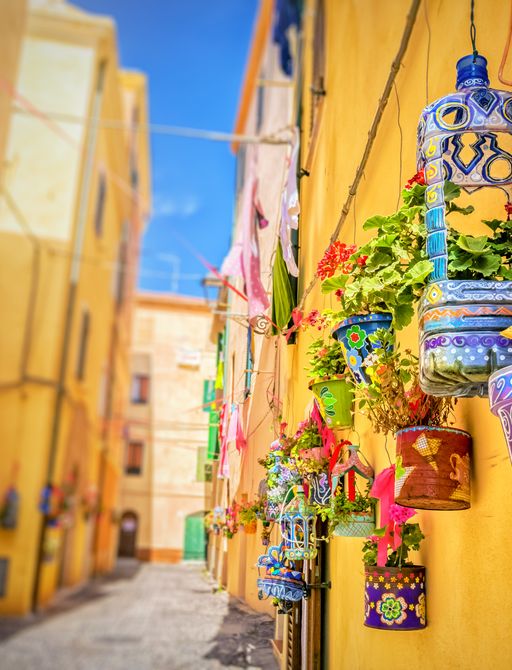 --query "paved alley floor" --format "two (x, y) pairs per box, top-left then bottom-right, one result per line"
(0, 561), (277, 670)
